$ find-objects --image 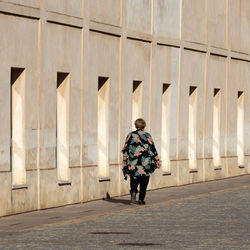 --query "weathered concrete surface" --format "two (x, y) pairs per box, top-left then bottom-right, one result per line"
(0, 0), (250, 217)
(0, 175), (250, 249)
